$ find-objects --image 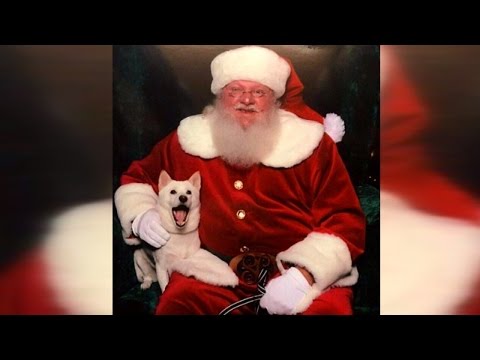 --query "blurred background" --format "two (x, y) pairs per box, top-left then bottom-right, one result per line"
(393, 46), (480, 196)
(0, 45), (112, 314)
(380, 45), (480, 314)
